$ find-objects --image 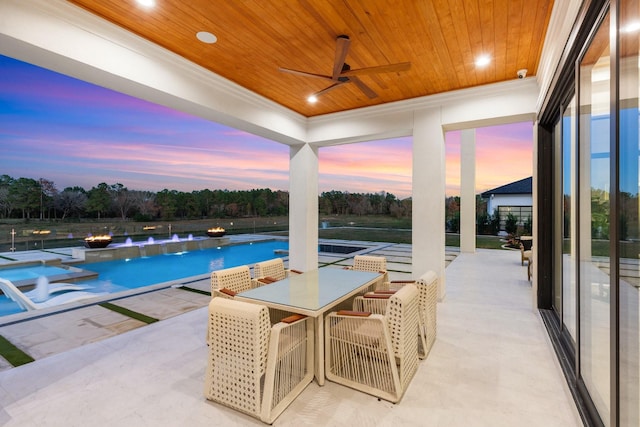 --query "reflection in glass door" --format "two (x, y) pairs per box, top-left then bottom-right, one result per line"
(563, 97), (577, 341)
(618, 2), (640, 424)
(578, 11), (611, 425)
